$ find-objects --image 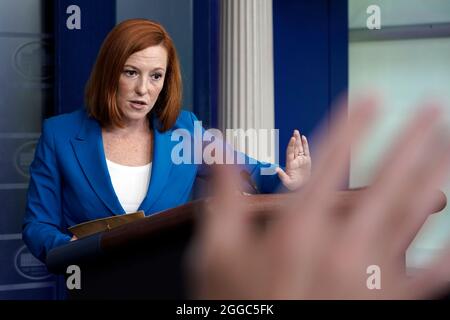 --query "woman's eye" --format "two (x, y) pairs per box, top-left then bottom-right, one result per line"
(124, 70), (137, 77)
(151, 73), (163, 80)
